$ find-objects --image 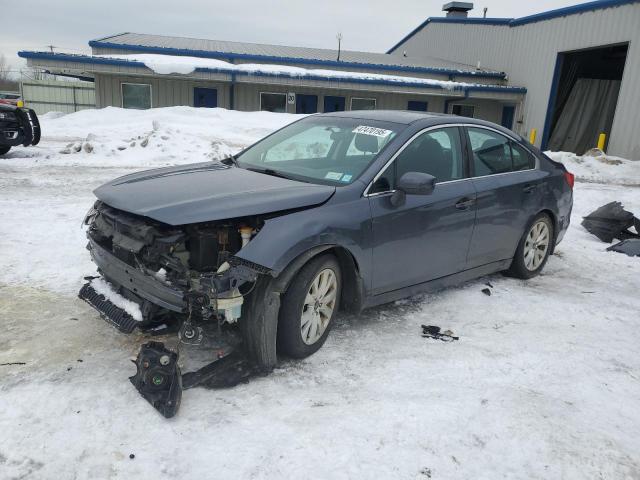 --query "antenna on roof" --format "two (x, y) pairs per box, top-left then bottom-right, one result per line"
(483, 7), (488, 18)
(336, 32), (342, 62)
